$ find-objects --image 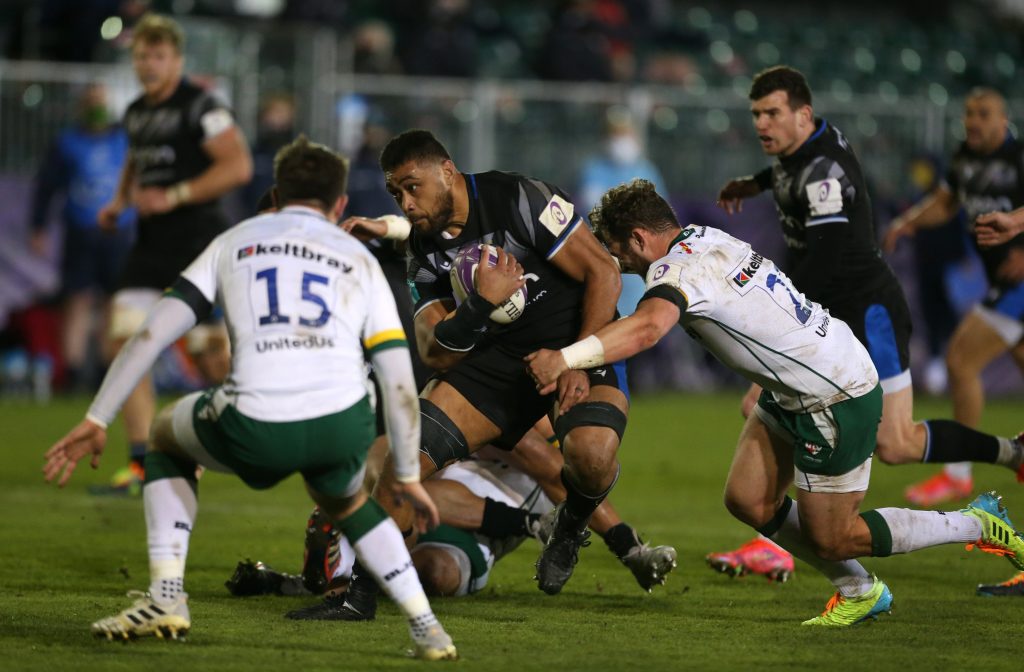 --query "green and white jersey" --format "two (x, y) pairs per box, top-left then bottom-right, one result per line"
(178, 205), (408, 421)
(641, 225), (877, 412)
